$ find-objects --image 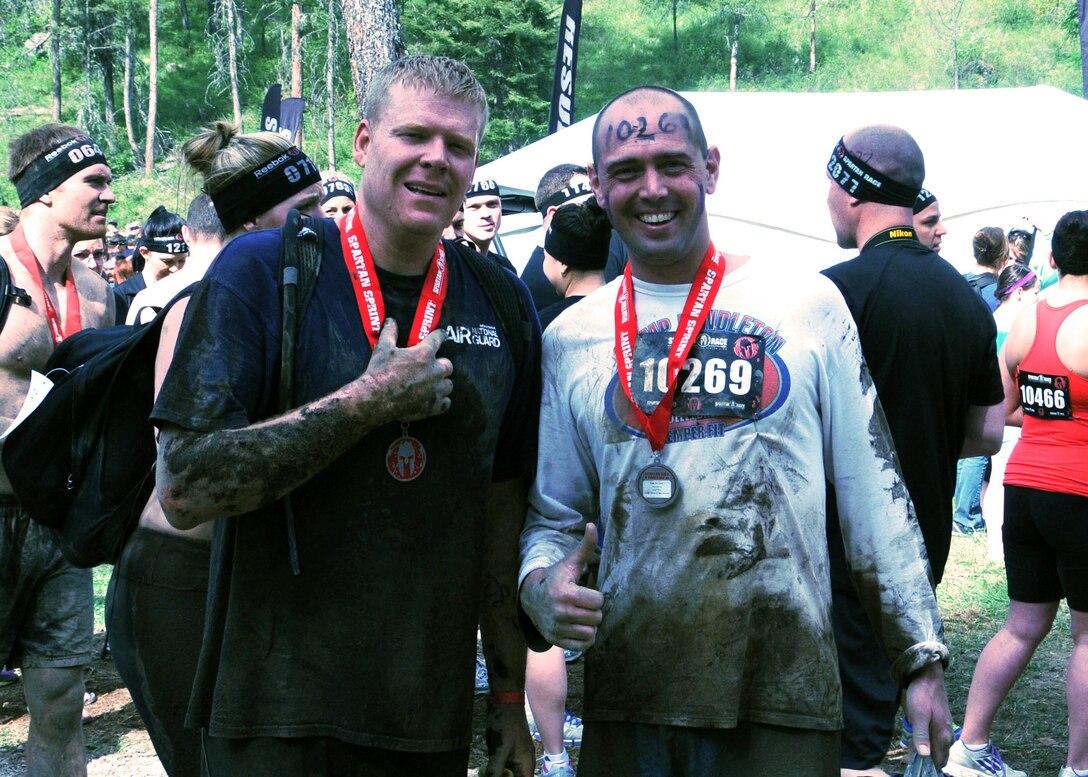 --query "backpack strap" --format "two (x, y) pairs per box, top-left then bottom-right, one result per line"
(0, 253), (32, 335)
(278, 210), (323, 576)
(457, 245), (531, 378)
